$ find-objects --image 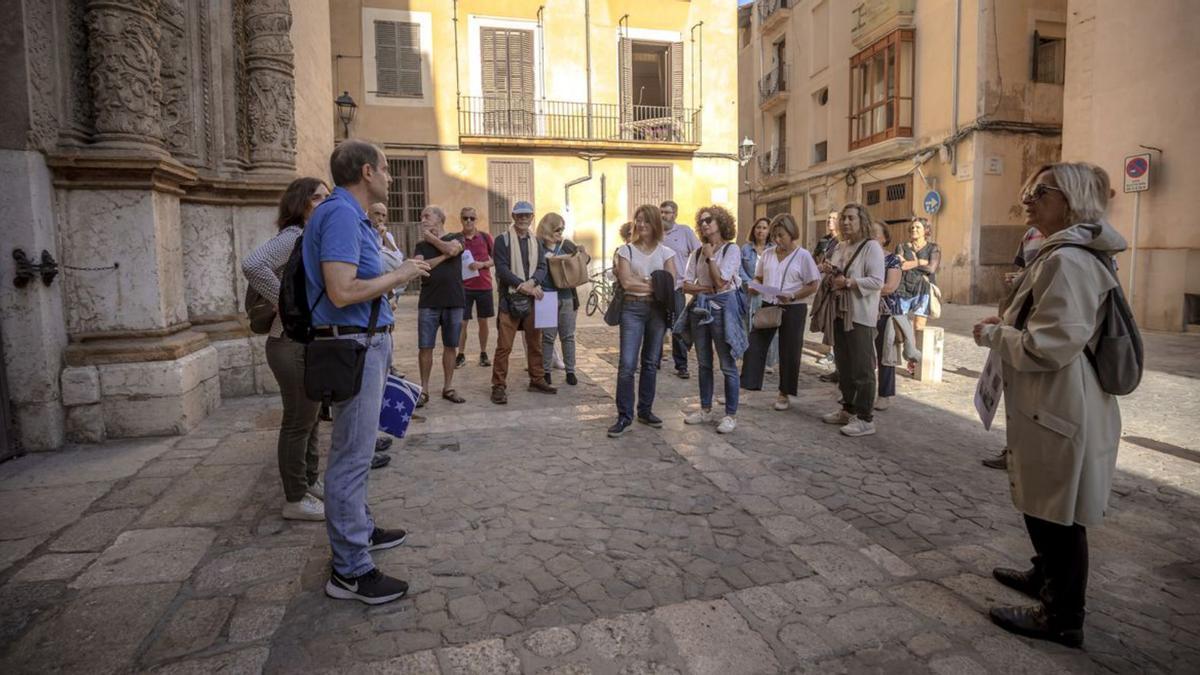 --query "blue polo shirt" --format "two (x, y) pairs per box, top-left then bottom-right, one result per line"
(302, 187), (394, 328)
